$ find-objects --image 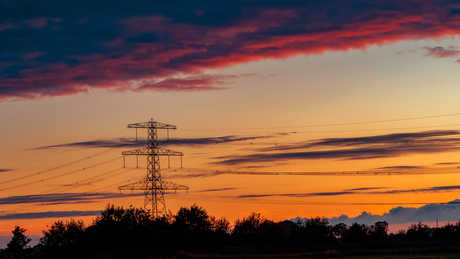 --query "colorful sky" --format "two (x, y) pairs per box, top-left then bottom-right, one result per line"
(2, 0), (460, 247)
